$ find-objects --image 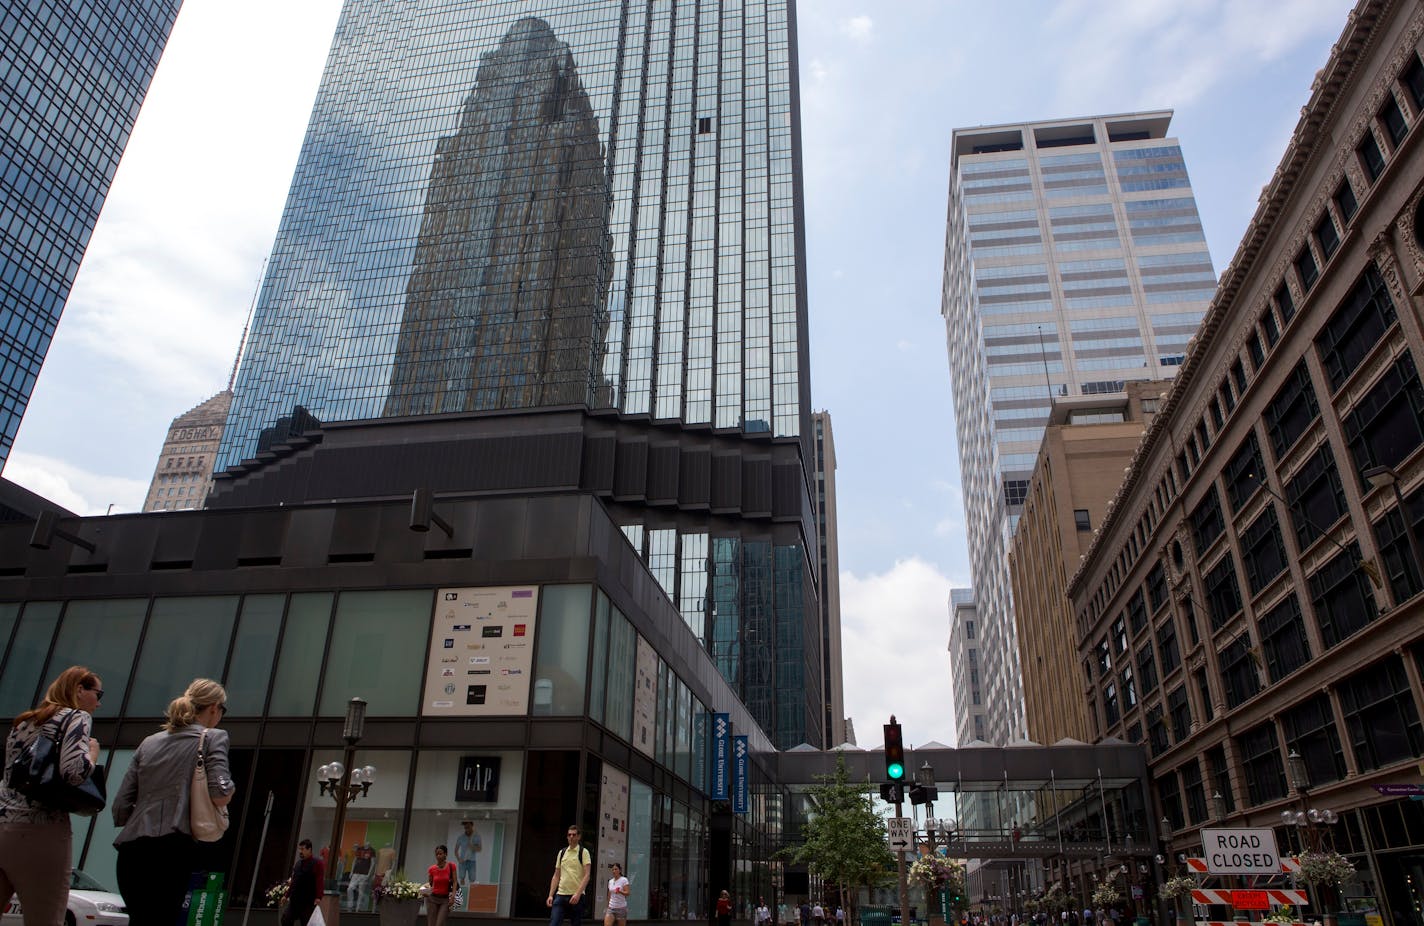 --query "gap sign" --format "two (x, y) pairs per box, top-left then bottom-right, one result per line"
(1201, 828), (1282, 875)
